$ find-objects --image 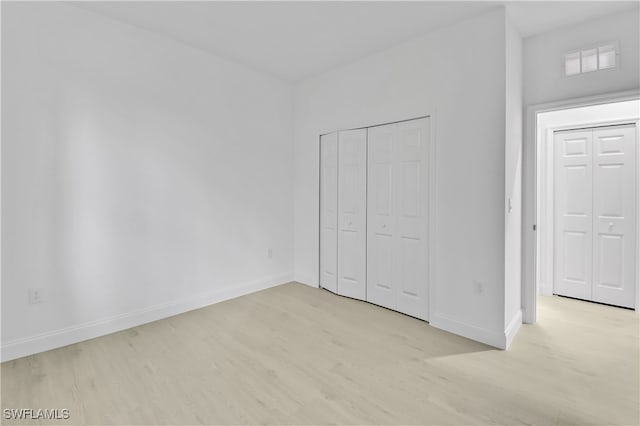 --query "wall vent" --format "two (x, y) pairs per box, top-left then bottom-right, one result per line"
(565, 42), (618, 76)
